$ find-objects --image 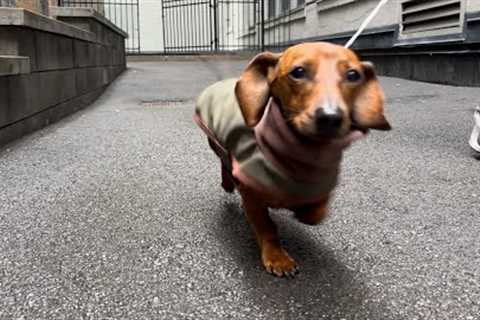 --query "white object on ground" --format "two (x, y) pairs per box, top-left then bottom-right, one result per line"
(345, 0), (391, 48)
(469, 106), (480, 153)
